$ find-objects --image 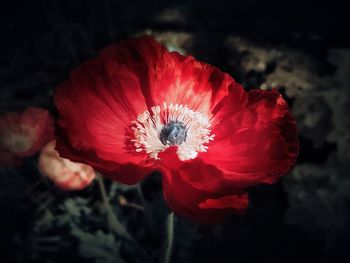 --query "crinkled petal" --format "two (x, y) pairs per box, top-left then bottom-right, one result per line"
(158, 148), (248, 223)
(99, 36), (168, 110)
(199, 89), (298, 188)
(159, 89), (298, 193)
(210, 82), (248, 125)
(54, 58), (147, 163)
(159, 147), (239, 192)
(54, 36), (168, 181)
(161, 166), (248, 224)
(150, 51), (234, 116)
